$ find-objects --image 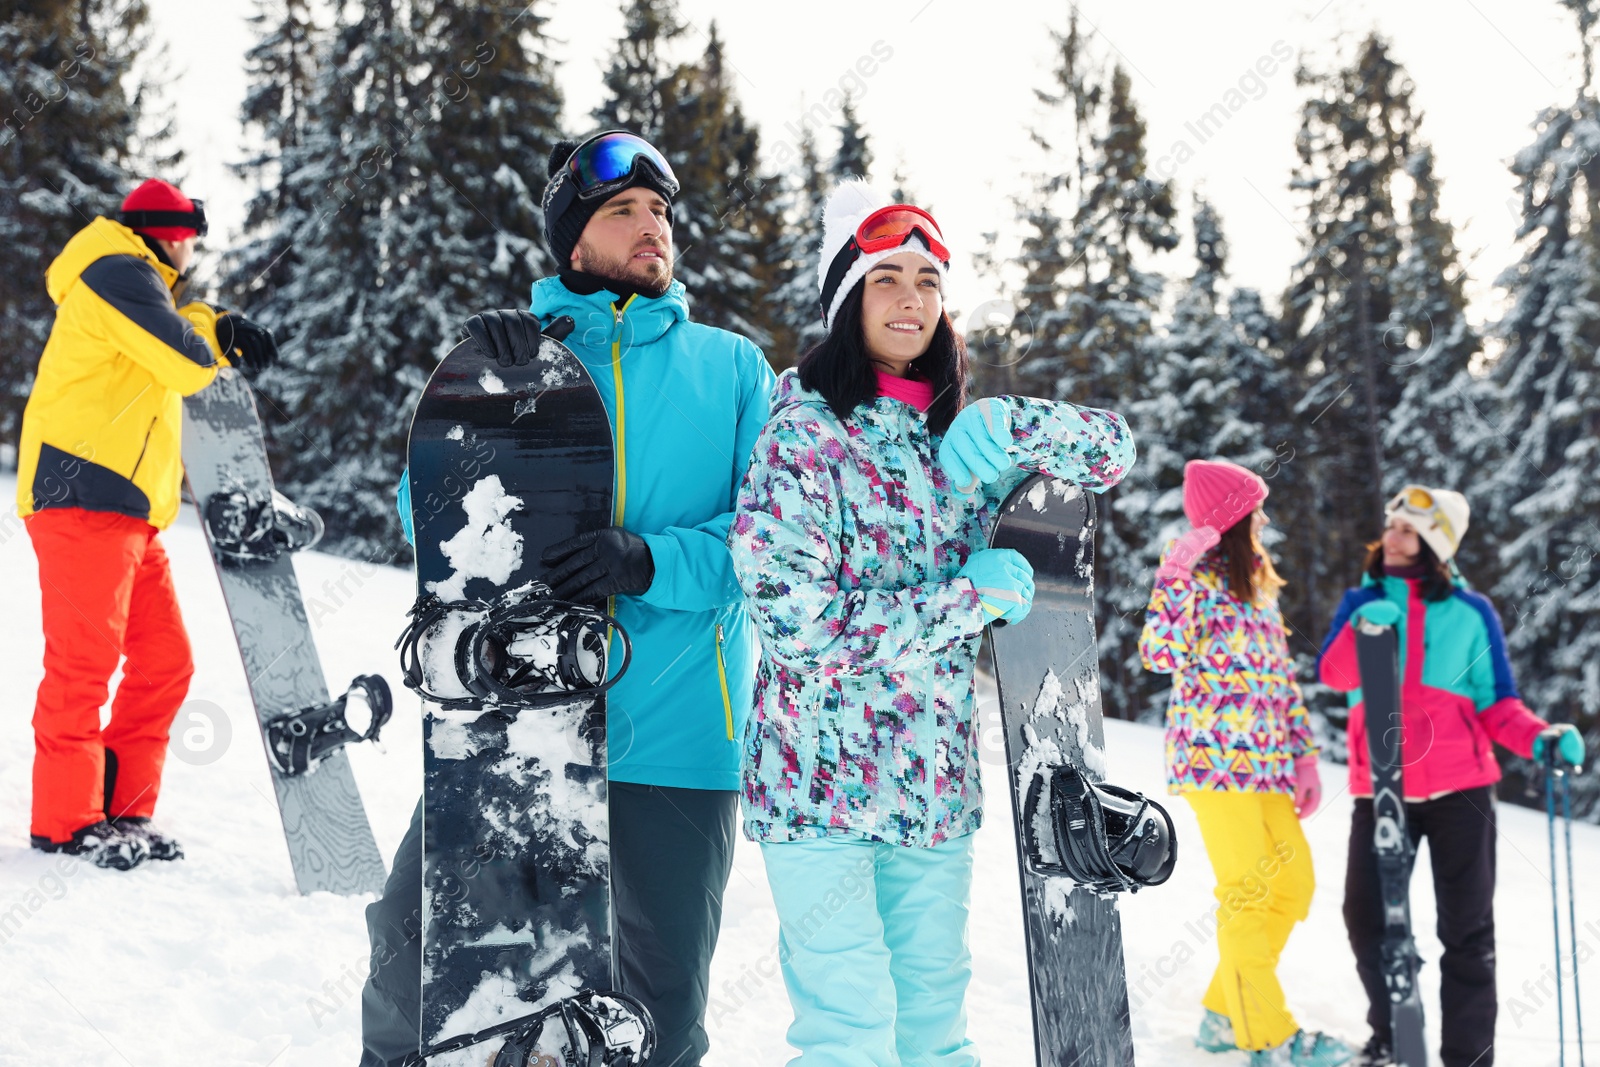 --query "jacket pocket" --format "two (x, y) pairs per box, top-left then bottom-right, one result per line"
(127, 417), (157, 480)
